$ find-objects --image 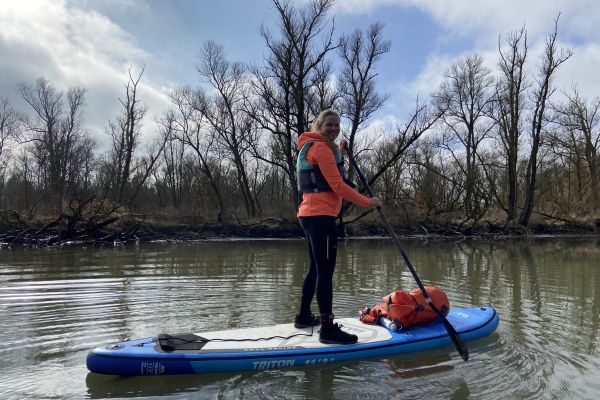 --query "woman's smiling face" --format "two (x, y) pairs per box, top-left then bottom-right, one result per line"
(319, 114), (340, 141)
